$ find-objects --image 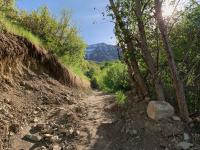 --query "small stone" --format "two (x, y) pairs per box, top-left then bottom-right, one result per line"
(43, 134), (53, 138)
(144, 97), (150, 101)
(36, 123), (46, 130)
(52, 144), (61, 150)
(132, 130), (137, 135)
(36, 107), (42, 111)
(189, 123), (194, 128)
(58, 128), (67, 134)
(24, 134), (42, 142)
(40, 146), (47, 150)
(9, 123), (20, 133)
(130, 129), (137, 135)
(172, 116), (181, 121)
(147, 101), (174, 120)
(50, 136), (60, 143)
(33, 118), (39, 123)
(75, 130), (80, 135)
(4, 98), (11, 104)
(7, 114), (14, 119)
(177, 142), (193, 150)
(68, 128), (74, 135)
(33, 111), (38, 115)
(184, 133), (190, 141)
